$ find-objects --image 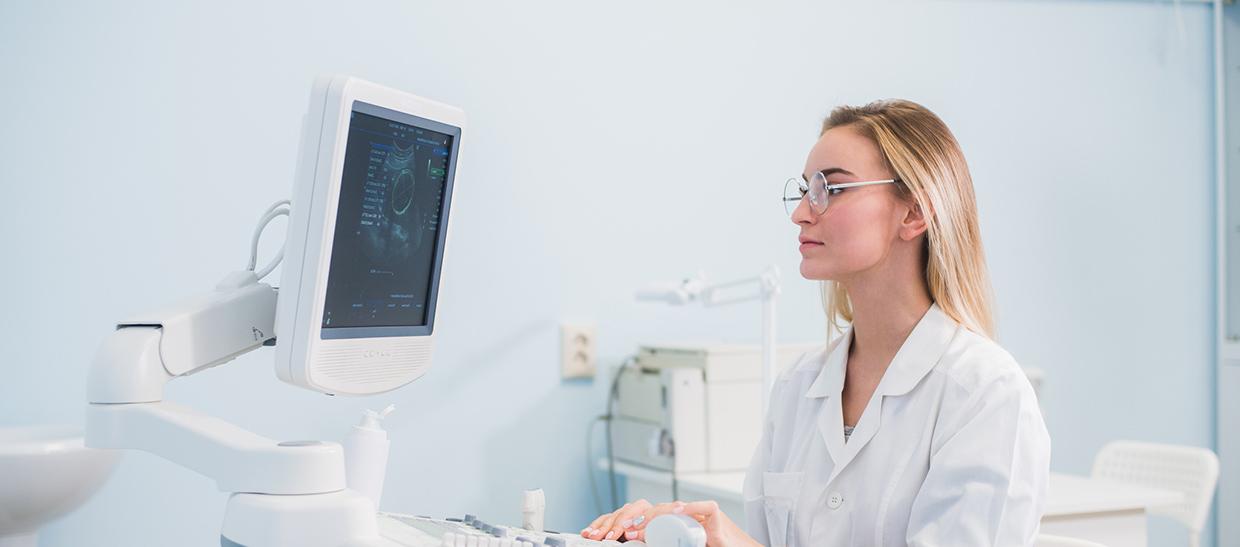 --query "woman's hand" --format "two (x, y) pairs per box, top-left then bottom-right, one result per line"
(581, 498), (653, 541)
(582, 499), (760, 547)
